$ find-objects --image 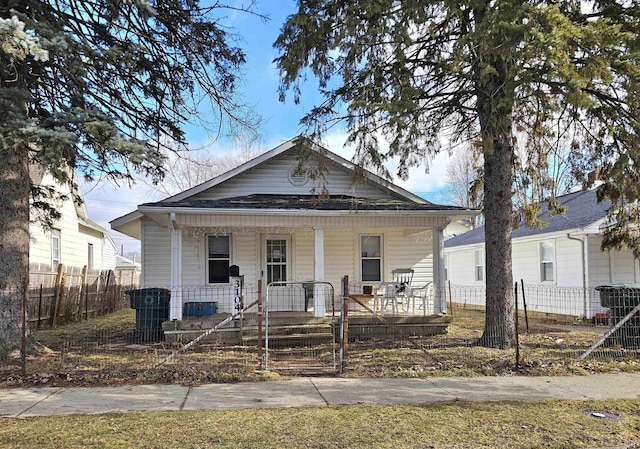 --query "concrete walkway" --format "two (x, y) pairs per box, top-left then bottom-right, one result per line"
(1, 373), (639, 418)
